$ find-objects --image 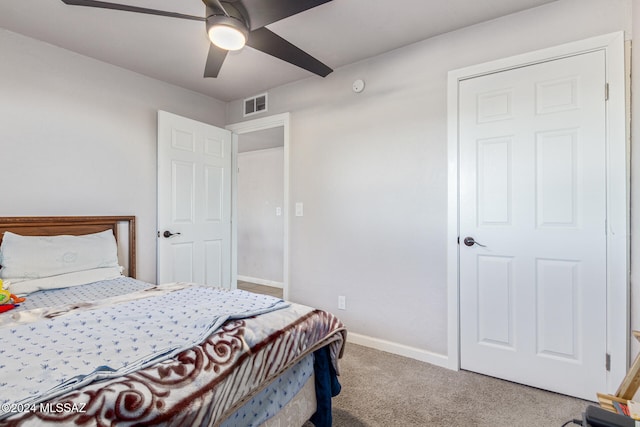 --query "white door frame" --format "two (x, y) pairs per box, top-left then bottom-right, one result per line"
(447, 32), (628, 394)
(226, 113), (291, 299)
